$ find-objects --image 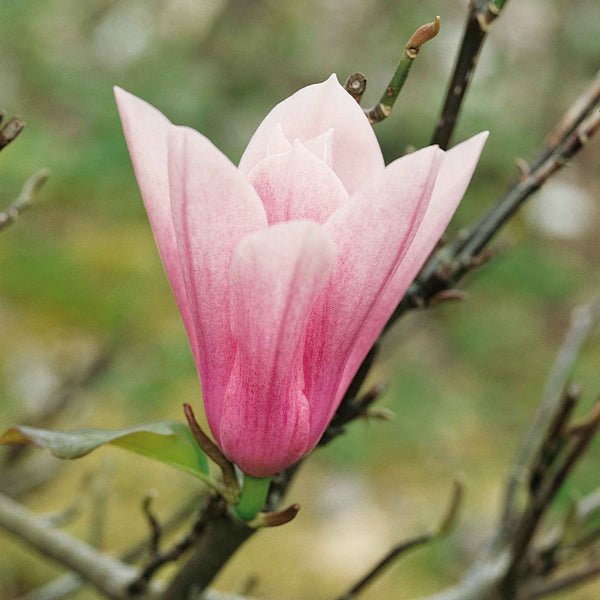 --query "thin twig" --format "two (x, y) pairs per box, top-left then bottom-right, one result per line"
(502, 403), (600, 592)
(431, 0), (509, 148)
(528, 385), (580, 496)
(142, 492), (162, 557)
(539, 70), (600, 168)
(0, 169), (49, 233)
(0, 116), (24, 150)
(335, 479), (464, 600)
(128, 494), (225, 594)
(364, 17), (440, 124)
(526, 560), (600, 599)
(501, 292), (600, 533)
